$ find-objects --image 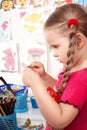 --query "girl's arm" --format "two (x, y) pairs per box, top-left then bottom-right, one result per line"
(30, 80), (78, 129)
(41, 72), (57, 87)
(22, 67), (79, 129)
